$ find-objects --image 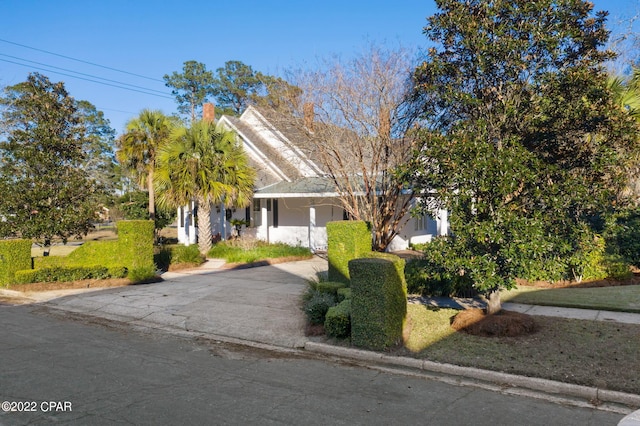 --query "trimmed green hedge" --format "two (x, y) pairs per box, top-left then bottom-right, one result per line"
(0, 239), (32, 286)
(19, 220), (155, 284)
(14, 266), (127, 284)
(325, 299), (351, 338)
(116, 220), (155, 280)
(349, 254), (407, 350)
(326, 220), (371, 284)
